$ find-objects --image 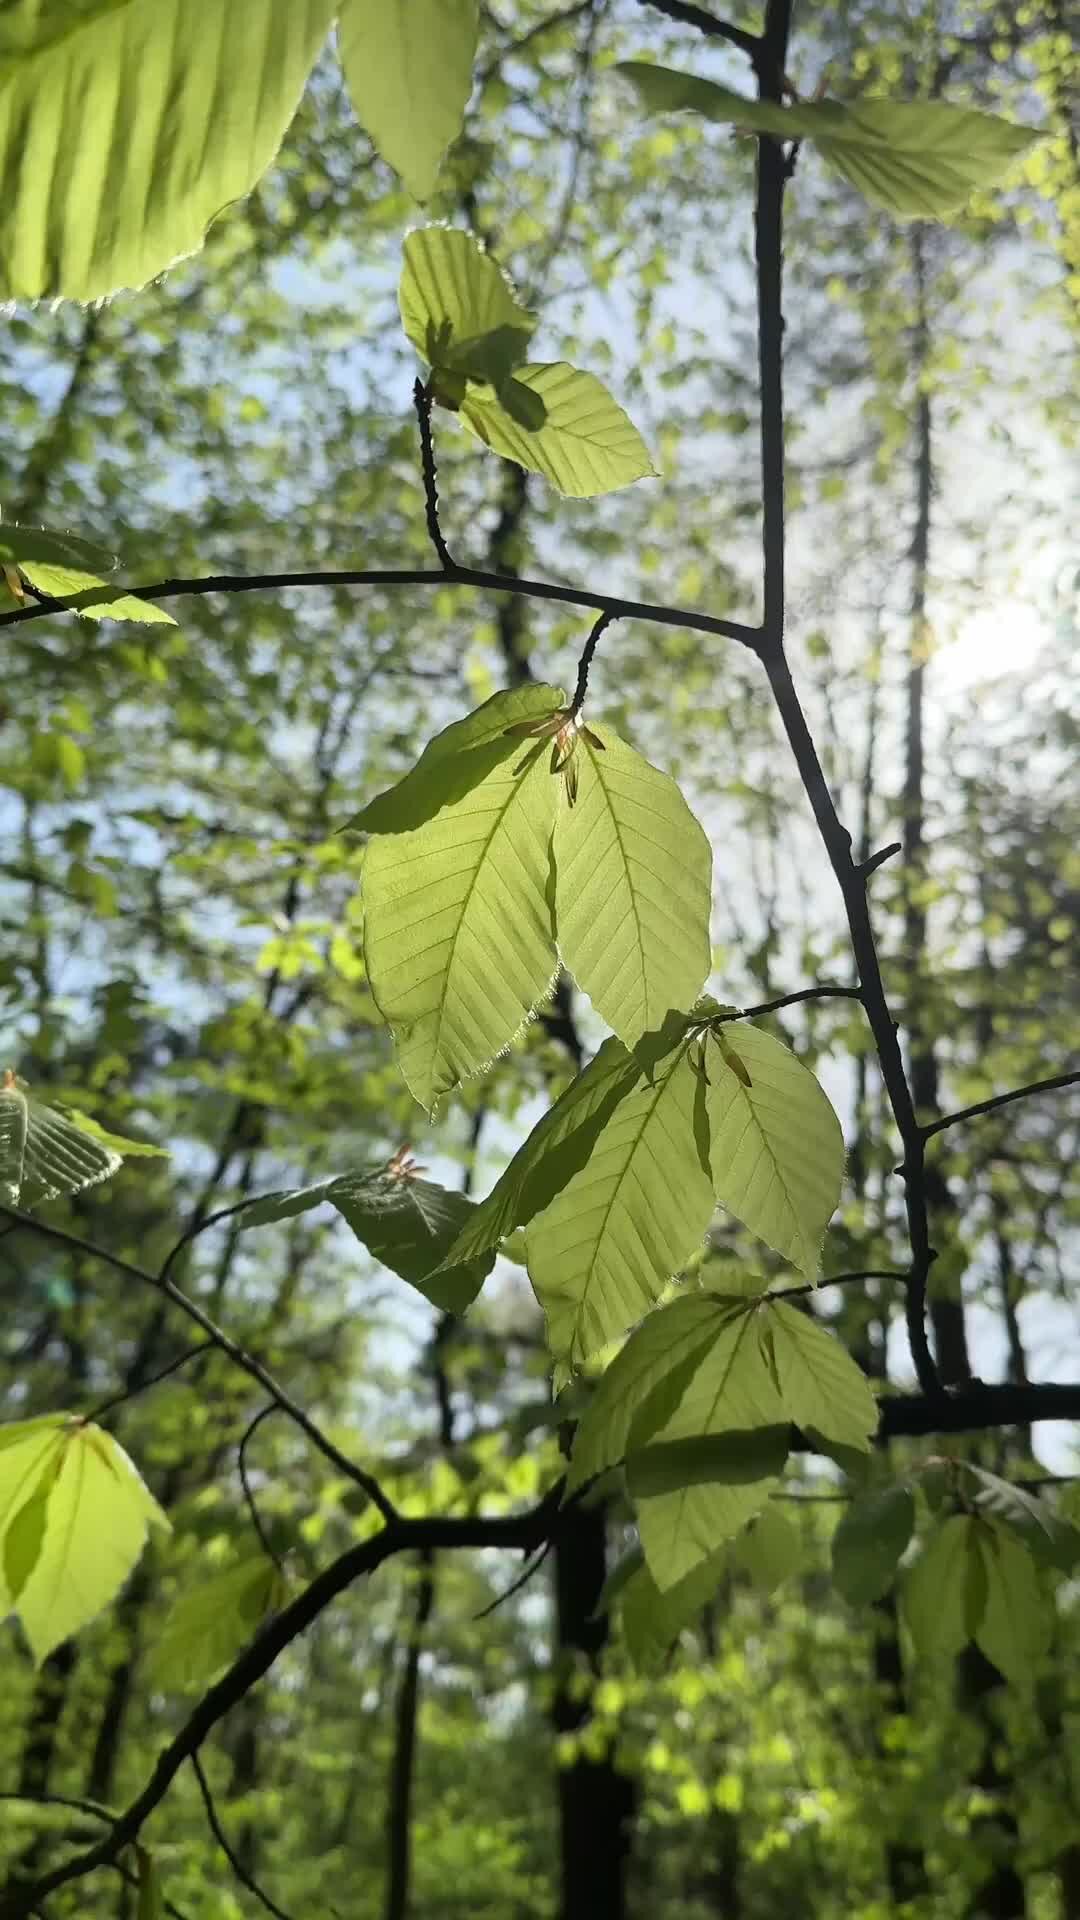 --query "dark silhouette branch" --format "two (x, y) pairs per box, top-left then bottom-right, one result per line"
(238, 1405), (287, 1573)
(570, 610), (616, 715)
(413, 379), (456, 572)
(638, 0), (760, 62)
(190, 1751), (294, 1920)
(922, 1071), (1080, 1143)
(82, 1342), (215, 1425)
